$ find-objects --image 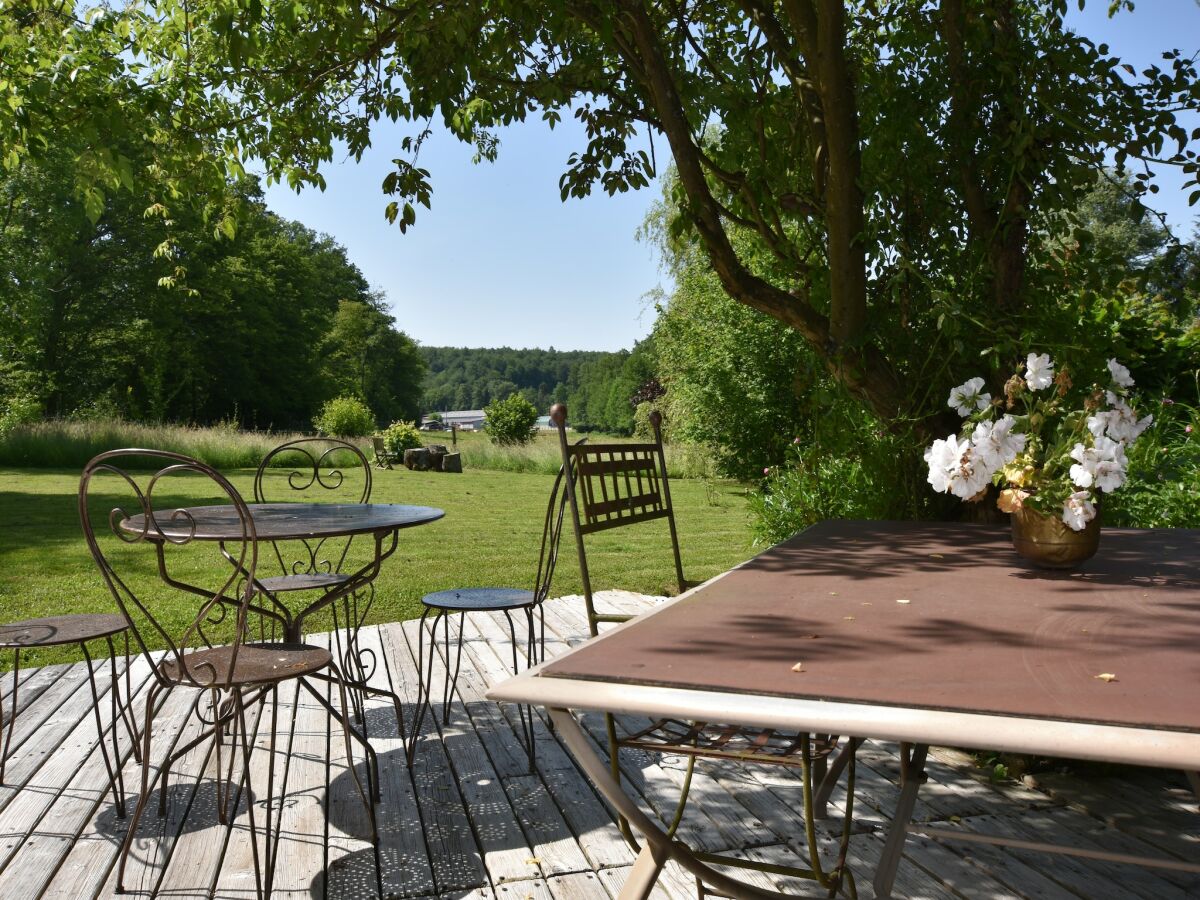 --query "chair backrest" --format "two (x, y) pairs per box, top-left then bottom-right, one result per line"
(531, 437), (585, 605)
(253, 437), (371, 578)
(370, 436), (388, 456)
(79, 449), (258, 690)
(550, 404), (685, 635)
